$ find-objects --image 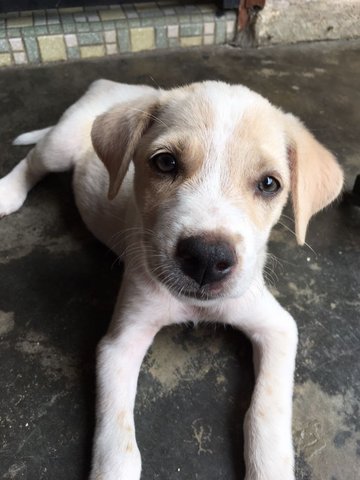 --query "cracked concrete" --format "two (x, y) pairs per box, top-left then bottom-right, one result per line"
(0, 41), (359, 480)
(294, 381), (360, 480)
(256, 0), (360, 46)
